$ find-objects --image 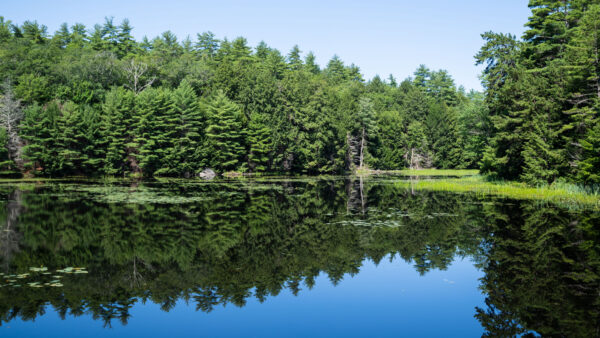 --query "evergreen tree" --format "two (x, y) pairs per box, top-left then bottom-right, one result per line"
(20, 102), (61, 175)
(204, 92), (245, 171)
(116, 19), (136, 57)
(476, 32), (526, 179)
(413, 64), (430, 88)
(247, 111), (272, 172)
(577, 120), (600, 184)
(195, 31), (219, 58)
(287, 45), (302, 70)
(172, 80), (204, 176)
(101, 87), (136, 175)
(304, 52), (320, 74)
(426, 103), (462, 169)
(375, 110), (405, 169)
(133, 88), (176, 176)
